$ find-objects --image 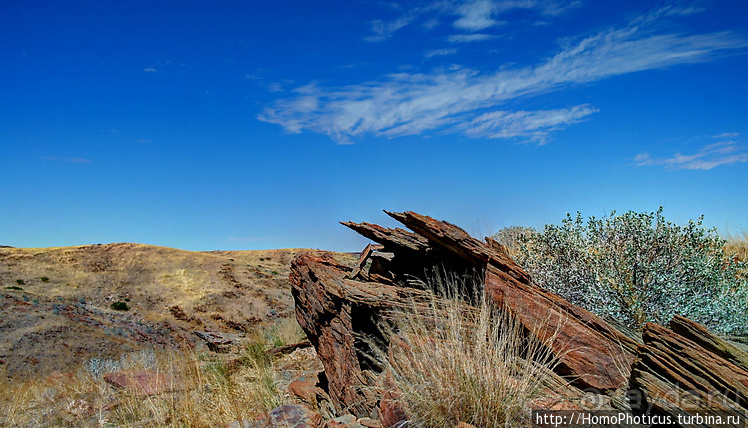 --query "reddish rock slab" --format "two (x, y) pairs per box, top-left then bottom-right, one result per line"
(289, 373), (325, 406)
(103, 370), (178, 396)
(630, 320), (748, 423)
(291, 252), (435, 416)
(229, 403), (324, 428)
